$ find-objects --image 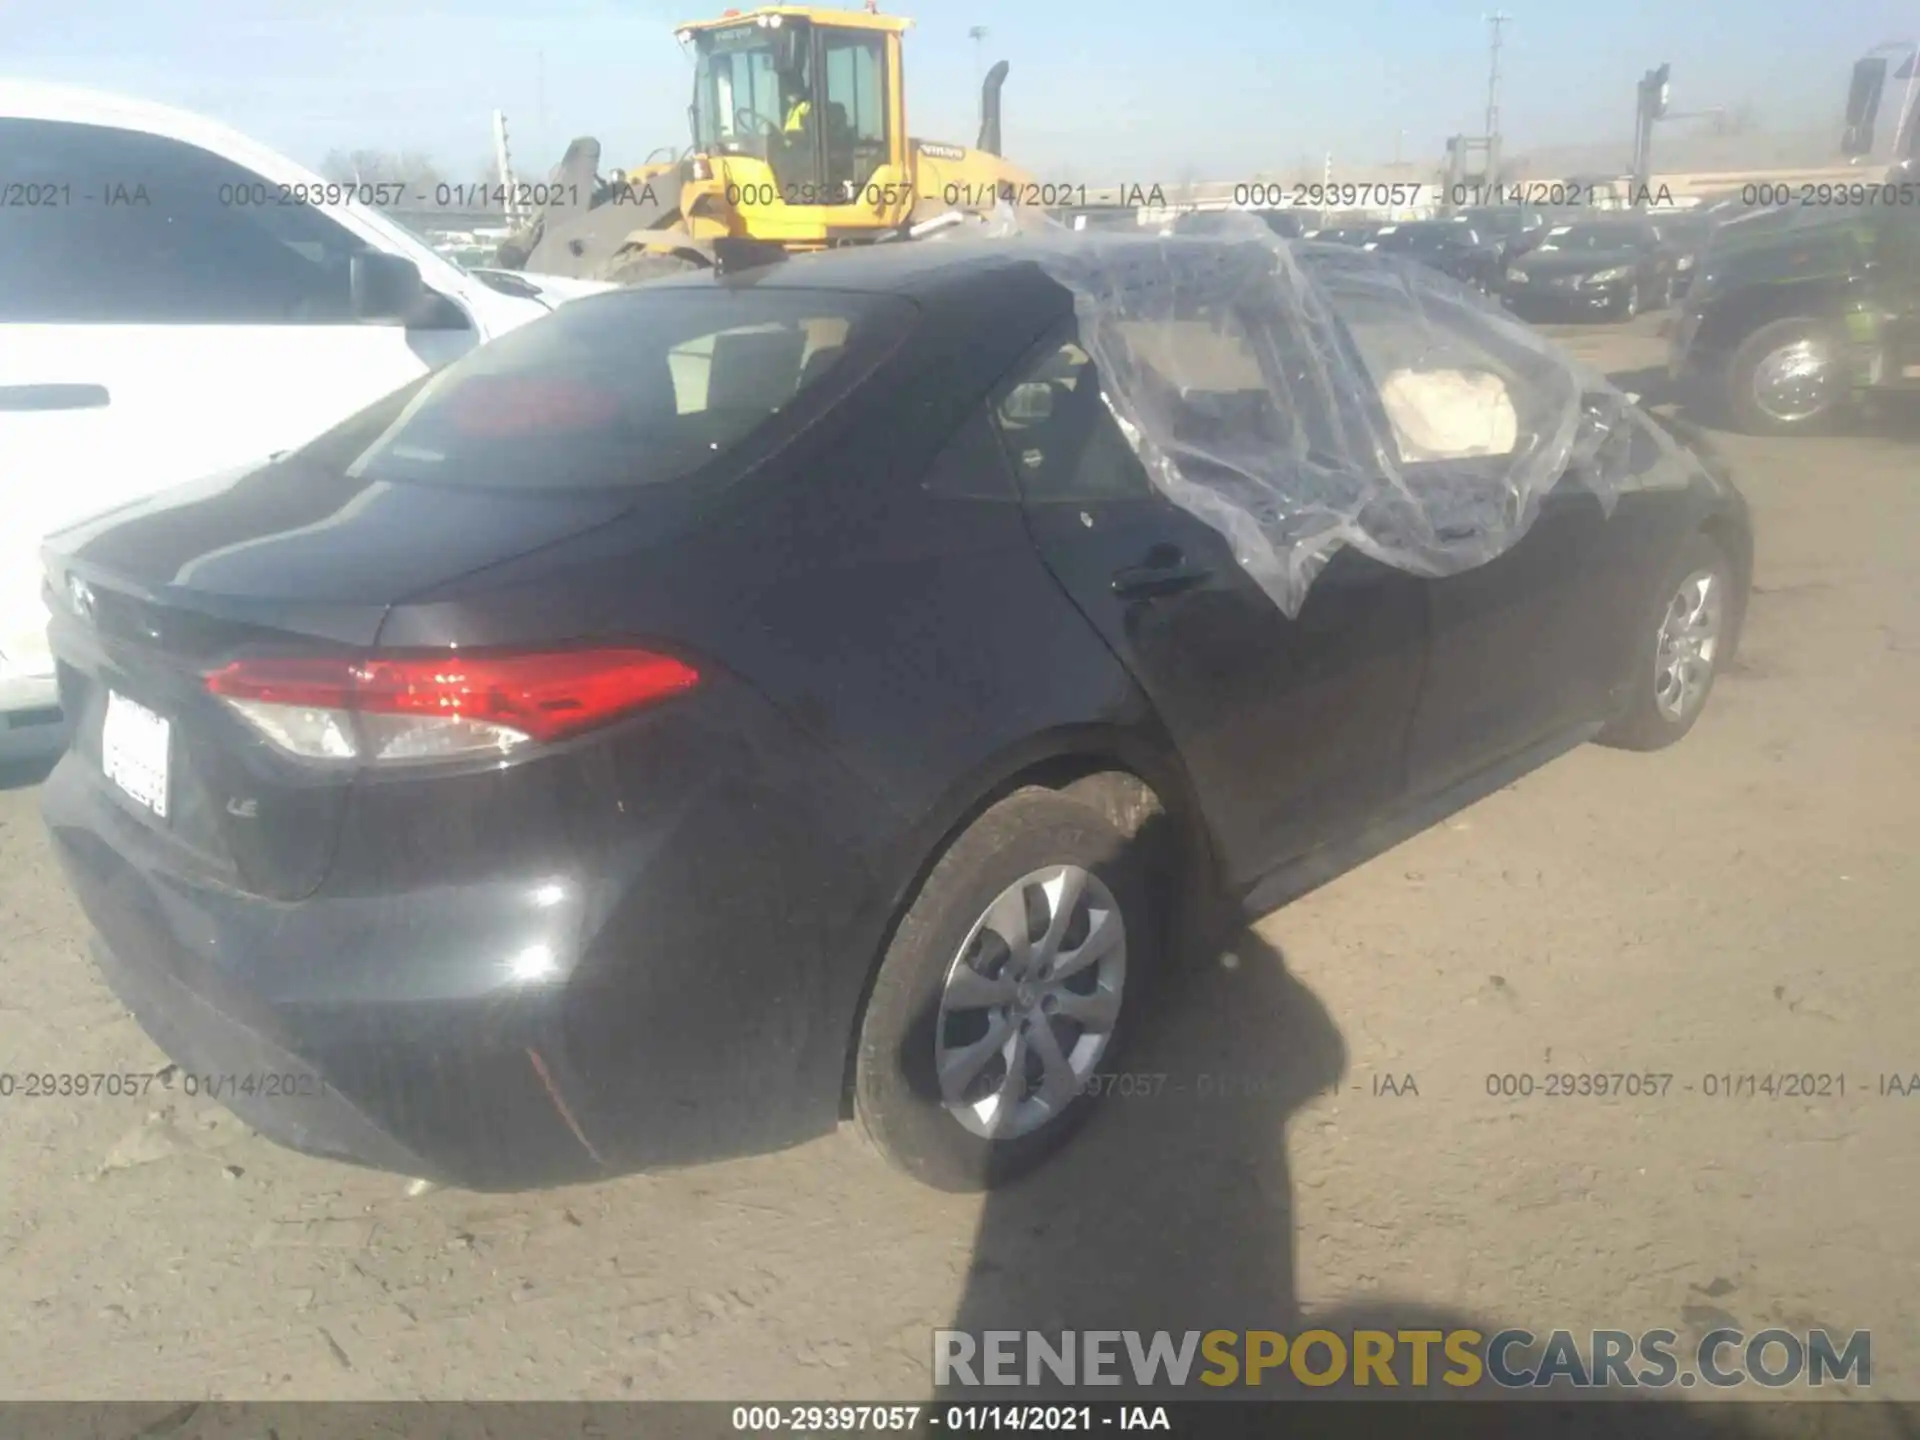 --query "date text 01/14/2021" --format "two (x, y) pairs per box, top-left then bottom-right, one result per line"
(731, 1405), (1173, 1433)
